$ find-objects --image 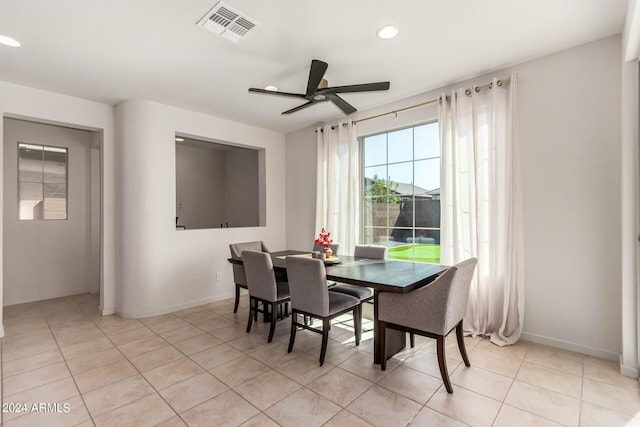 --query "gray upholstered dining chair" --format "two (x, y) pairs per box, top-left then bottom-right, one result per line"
(243, 250), (290, 343)
(313, 242), (340, 288)
(377, 257), (477, 393)
(286, 256), (361, 366)
(229, 241), (270, 313)
(329, 244), (386, 325)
